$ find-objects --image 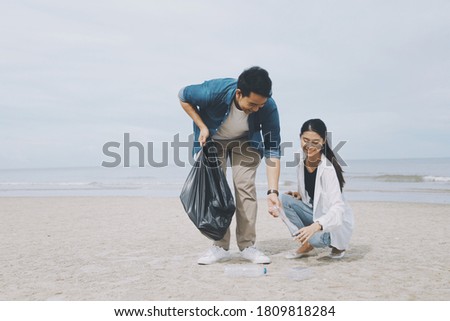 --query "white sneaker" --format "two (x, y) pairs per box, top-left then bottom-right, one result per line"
(197, 246), (231, 265)
(241, 246), (271, 264)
